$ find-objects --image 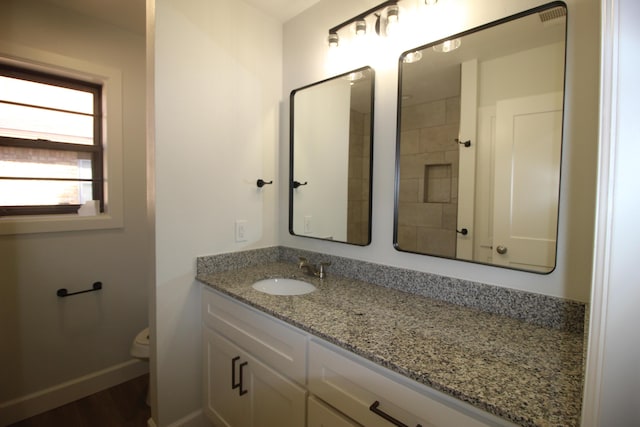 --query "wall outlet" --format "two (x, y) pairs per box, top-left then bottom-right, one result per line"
(235, 220), (247, 242)
(304, 216), (312, 234)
